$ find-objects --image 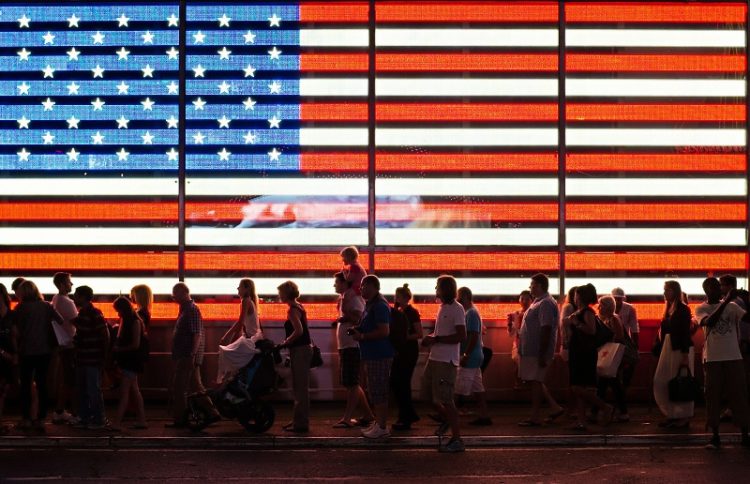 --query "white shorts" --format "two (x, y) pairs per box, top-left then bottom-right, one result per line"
(519, 357), (549, 383)
(455, 367), (485, 396)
